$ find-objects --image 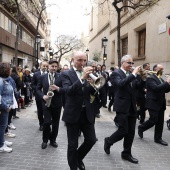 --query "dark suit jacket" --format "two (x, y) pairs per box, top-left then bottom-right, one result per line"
(36, 72), (64, 108)
(61, 68), (98, 124)
(110, 69), (143, 115)
(31, 71), (42, 100)
(145, 74), (170, 111)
